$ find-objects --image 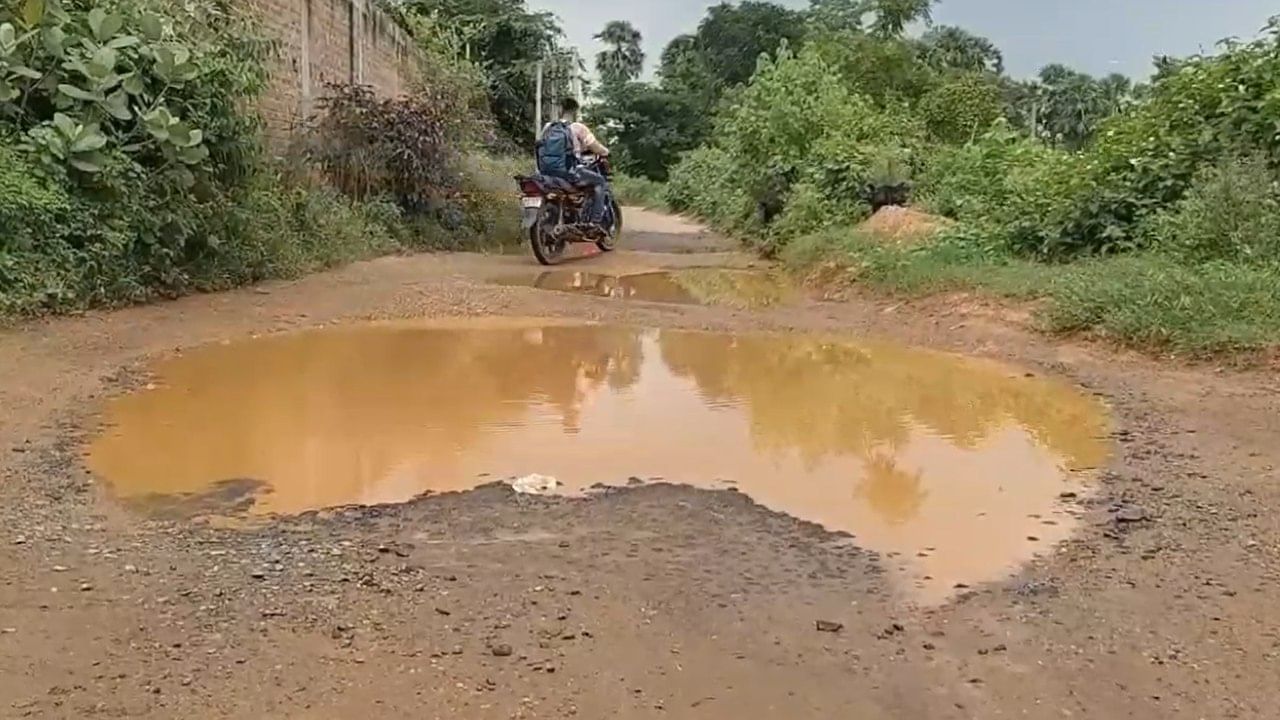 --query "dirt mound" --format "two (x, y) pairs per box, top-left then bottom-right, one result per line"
(859, 205), (947, 245)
